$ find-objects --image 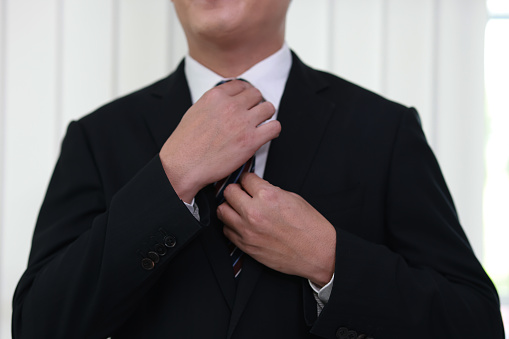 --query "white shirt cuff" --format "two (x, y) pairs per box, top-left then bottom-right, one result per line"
(183, 198), (200, 221)
(308, 273), (334, 304)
